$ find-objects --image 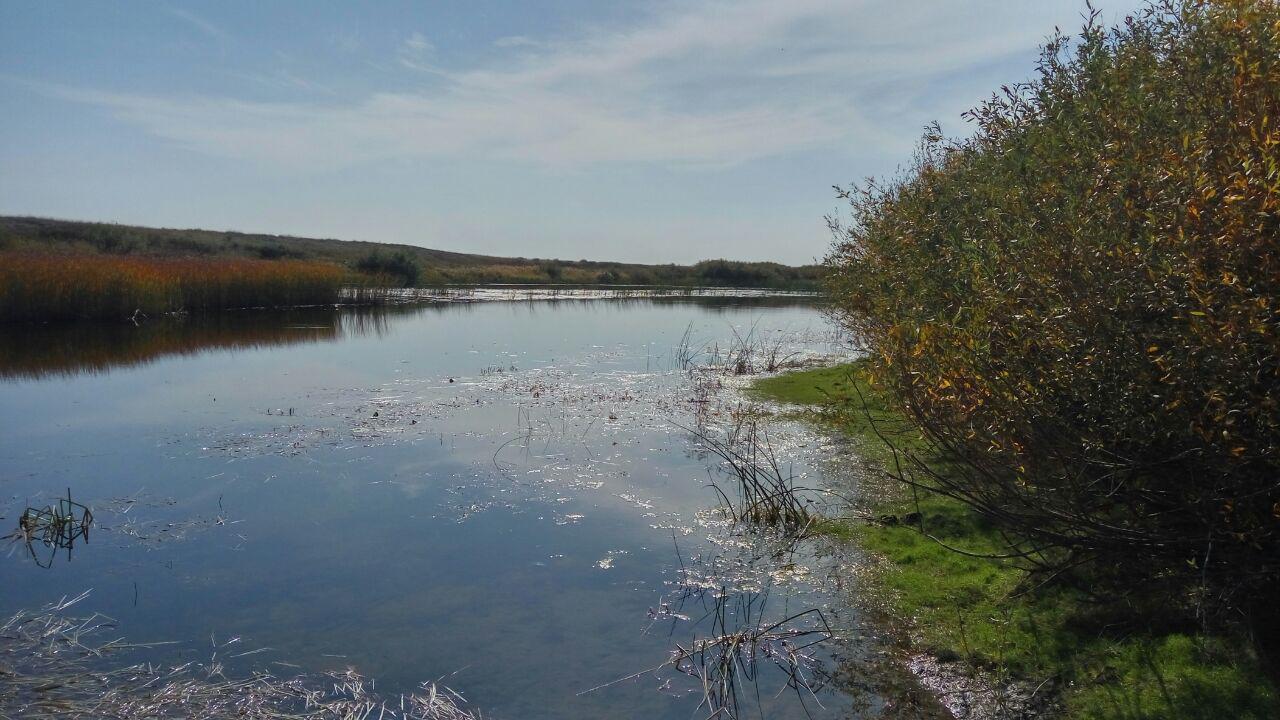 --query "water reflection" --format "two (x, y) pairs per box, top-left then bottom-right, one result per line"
(0, 296), (824, 381)
(0, 306), (414, 380)
(1, 314), (330, 380)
